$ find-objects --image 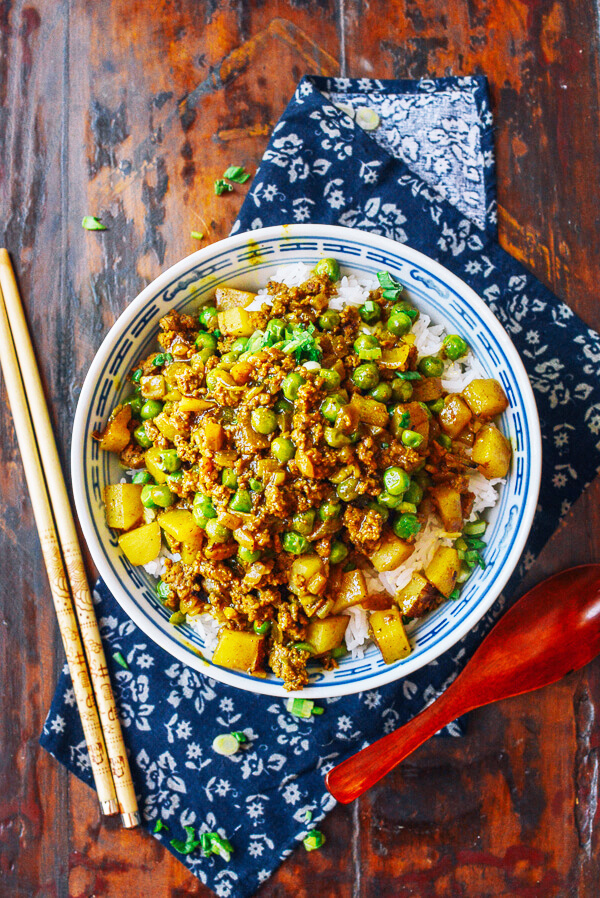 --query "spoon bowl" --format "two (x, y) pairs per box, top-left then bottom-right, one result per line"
(325, 564), (600, 803)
